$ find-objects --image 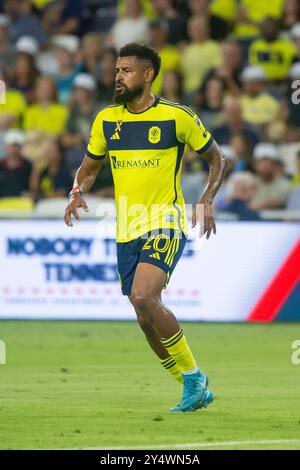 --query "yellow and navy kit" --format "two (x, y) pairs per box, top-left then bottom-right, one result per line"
(117, 227), (186, 295)
(87, 95), (213, 243)
(249, 39), (297, 80)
